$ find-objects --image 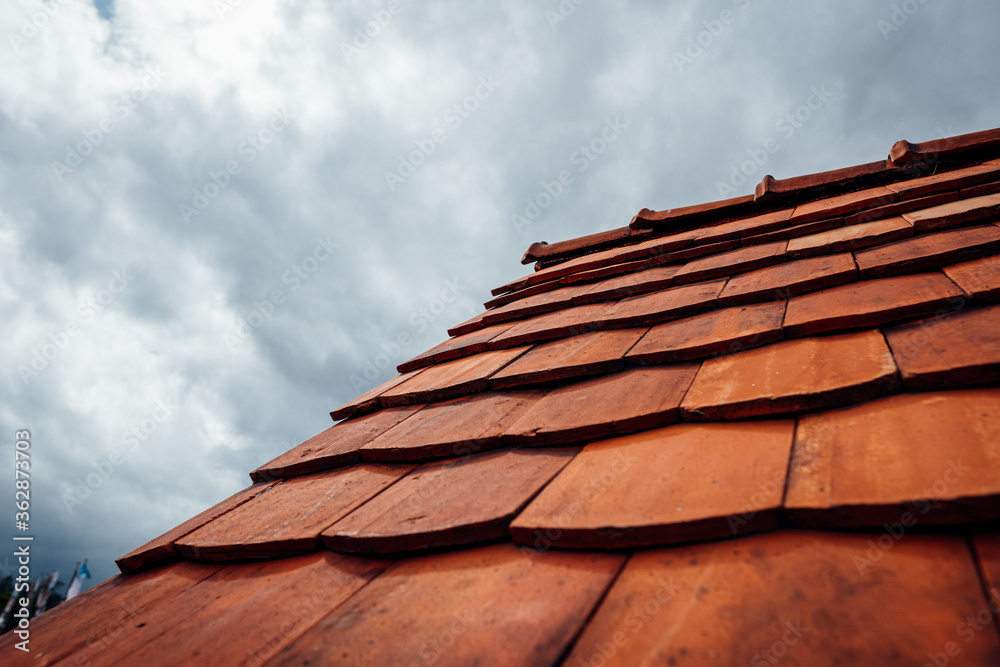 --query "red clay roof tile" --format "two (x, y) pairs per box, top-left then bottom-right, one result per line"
(602, 278), (726, 328)
(116, 483), (276, 574)
(680, 330), (898, 420)
(789, 185), (897, 224)
(480, 282), (593, 325)
(322, 449), (574, 553)
(783, 272), (965, 337)
(718, 253), (857, 305)
(175, 464), (412, 560)
(329, 367), (425, 421)
(786, 217), (913, 258)
(447, 311), (488, 336)
(572, 265), (680, 305)
(901, 192), (1000, 232)
(379, 346), (528, 405)
(626, 302), (786, 363)
(360, 391), (543, 461)
(559, 258), (649, 285)
(645, 238), (743, 268)
(520, 225), (653, 264)
(251, 404), (424, 482)
(961, 179), (1000, 199)
(672, 241), (787, 285)
(886, 304), (1000, 390)
(503, 365), (699, 446)
(738, 216), (842, 246)
(510, 421), (794, 549)
(65, 553), (386, 667)
(943, 254), (1000, 300)
(564, 531), (1000, 666)
(854, 223), (1000, 279)
(396, 322), (514, 373)
(841, 191), (960, 226)
(690, 207), (796, 244)
(485, 302), (613, 349)
(271, 544), (624, 666)
(786, 389), (1000, 526)
(488, 328), (645, 389)
(886, 161), (1000, 198)
(10, 560), (222, 662)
